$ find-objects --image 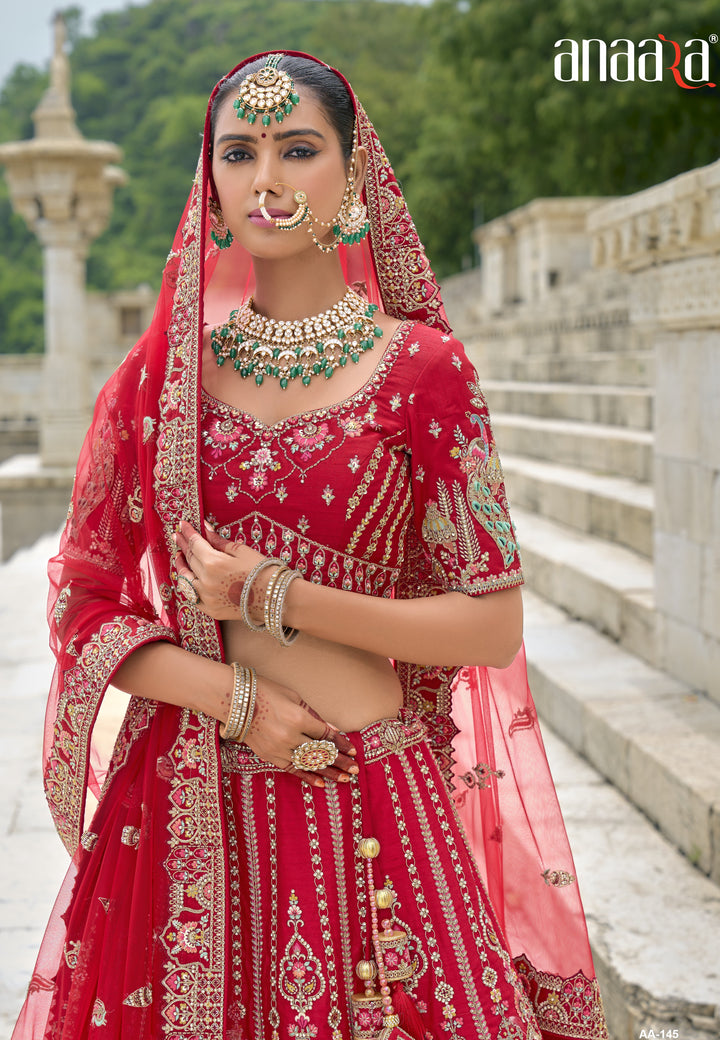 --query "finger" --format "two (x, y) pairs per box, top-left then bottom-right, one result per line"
(174, 550), (193, 577)
(178, 522), (220, 575)
(203, 522), (231, 552)
(300, 709), (357, 757)
(283, 763), (325, 789)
